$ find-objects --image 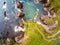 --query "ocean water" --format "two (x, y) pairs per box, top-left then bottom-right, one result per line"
(0, 0), (5, 32)
(7, 0), (43, 19)
(0, 0), (43, 32)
